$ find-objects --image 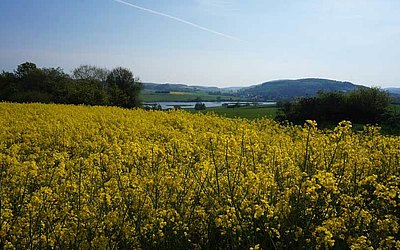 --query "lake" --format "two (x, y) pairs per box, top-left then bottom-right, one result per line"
(143, 101), (276, 110)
